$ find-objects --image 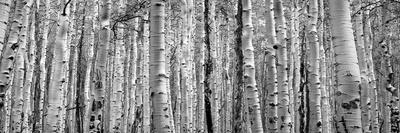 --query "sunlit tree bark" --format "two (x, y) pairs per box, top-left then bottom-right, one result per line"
(44, 3), (70, 131)
(241, 0), (263, 132)
(362, 2), (379, 132)
(274, 0), (291, 132)
(149, 0), (173, 132)
(194, 0), (205, 132)
(329, 0), (362, 132)
(0, 1), (26, 130)
(0, 0), (11, 56)
(10, 1), (32, 131)
(353, 0), (371, 132)
(307, 0), (322, 132)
